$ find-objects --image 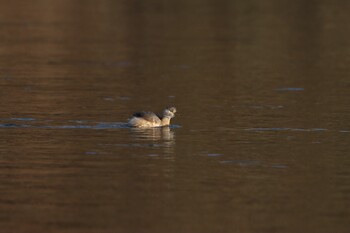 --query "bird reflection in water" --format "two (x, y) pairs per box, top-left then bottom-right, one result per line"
(130, 126), (175, 153)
